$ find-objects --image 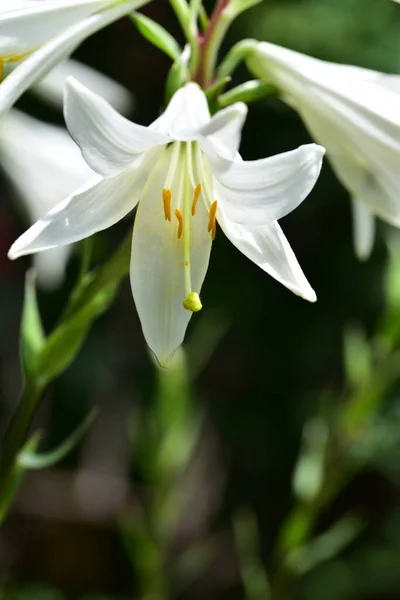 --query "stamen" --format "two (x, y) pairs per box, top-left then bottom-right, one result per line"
(183, 292), (202, 312)
(211, 221), (217, 240)
(192, 184), (201, 216)
(0, 59), (3, 82)
(208, 200), (218, 233)
(175, 208), (184, 239)
(162, 188), (171, 221)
